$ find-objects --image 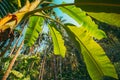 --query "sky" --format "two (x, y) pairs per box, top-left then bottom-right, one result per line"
(54, 0), (74, 3)
(53, 0), (80, 26)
